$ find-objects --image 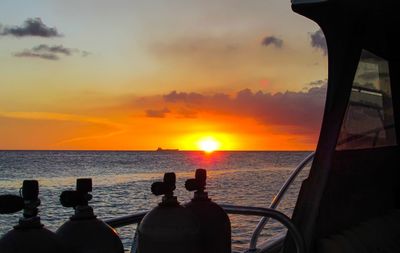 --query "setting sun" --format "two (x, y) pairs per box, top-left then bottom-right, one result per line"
(178, 132), (238, 151)
(198, 137), (220, 153)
